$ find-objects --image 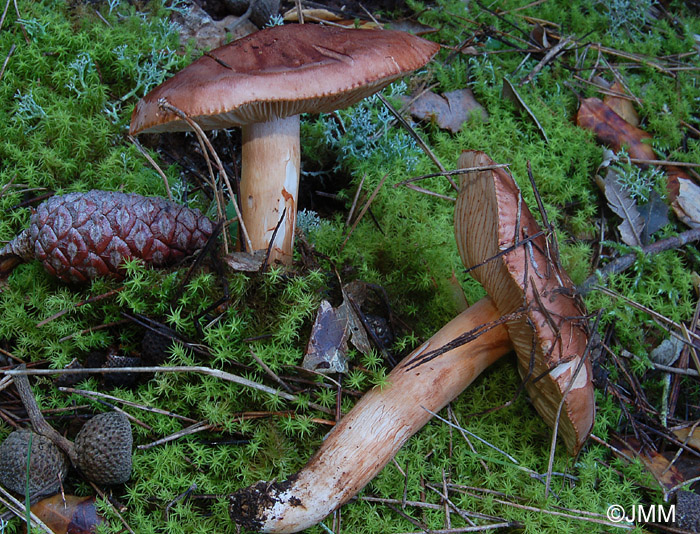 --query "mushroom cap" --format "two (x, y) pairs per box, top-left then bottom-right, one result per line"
(129, 24), (440, 135)
(454, 151), (595, 455)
